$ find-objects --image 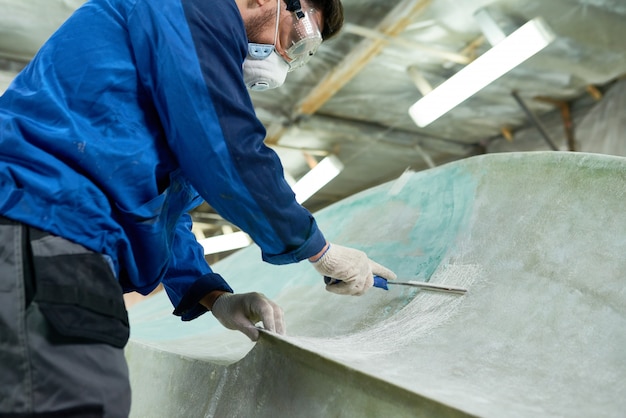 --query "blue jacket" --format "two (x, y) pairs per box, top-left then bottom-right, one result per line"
(0, 0), (326, 320)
